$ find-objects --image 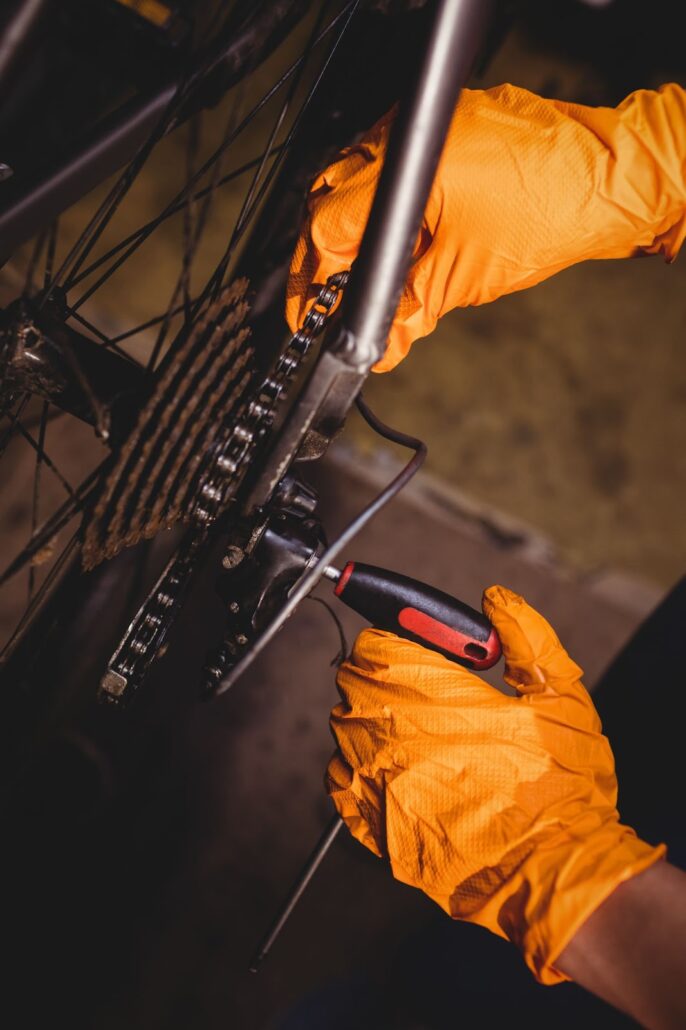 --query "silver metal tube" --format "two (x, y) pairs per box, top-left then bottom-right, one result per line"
(0, 0), (51, 97)
(249, 815), (343, 971)
(335, 0), (493, 370)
